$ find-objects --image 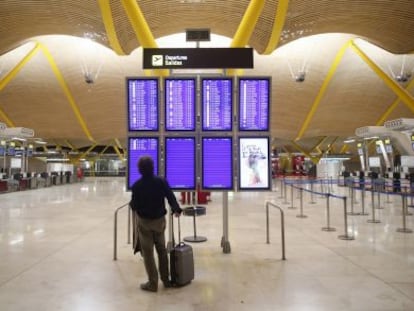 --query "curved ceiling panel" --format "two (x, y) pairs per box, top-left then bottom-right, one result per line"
(0, 0), (414, 156)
